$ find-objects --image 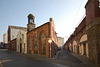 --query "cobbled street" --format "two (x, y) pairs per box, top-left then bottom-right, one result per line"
(0, 49), (68, 67)
(0, 49), (97, 67)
